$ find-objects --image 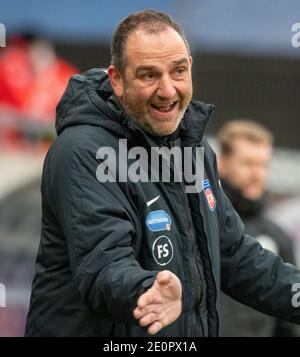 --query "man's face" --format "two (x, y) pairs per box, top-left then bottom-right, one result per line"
(109, 27), (193, 136)
(219, 138), (272, 200)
